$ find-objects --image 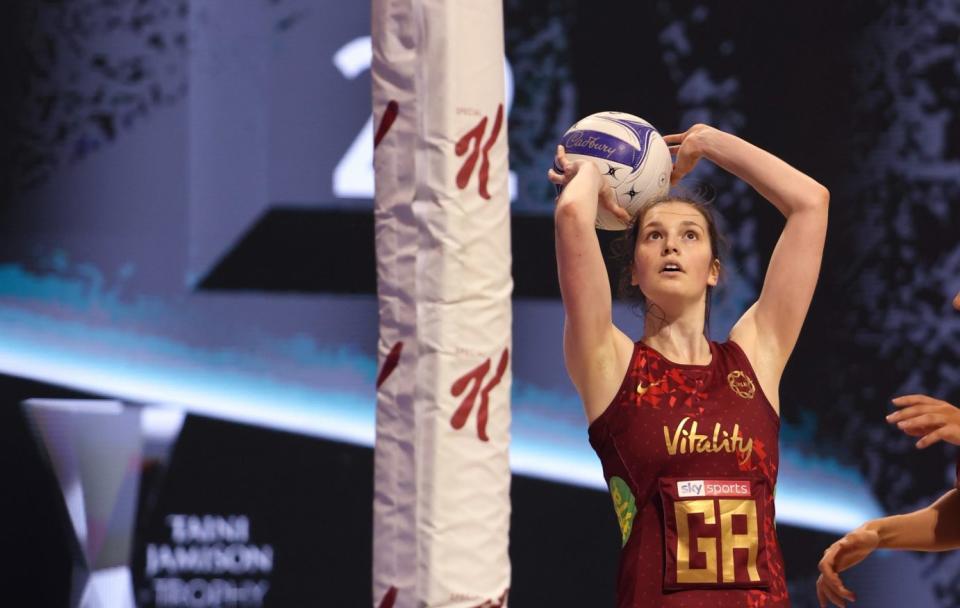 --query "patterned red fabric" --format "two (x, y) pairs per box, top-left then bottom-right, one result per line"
(589, 341), (789, 607)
